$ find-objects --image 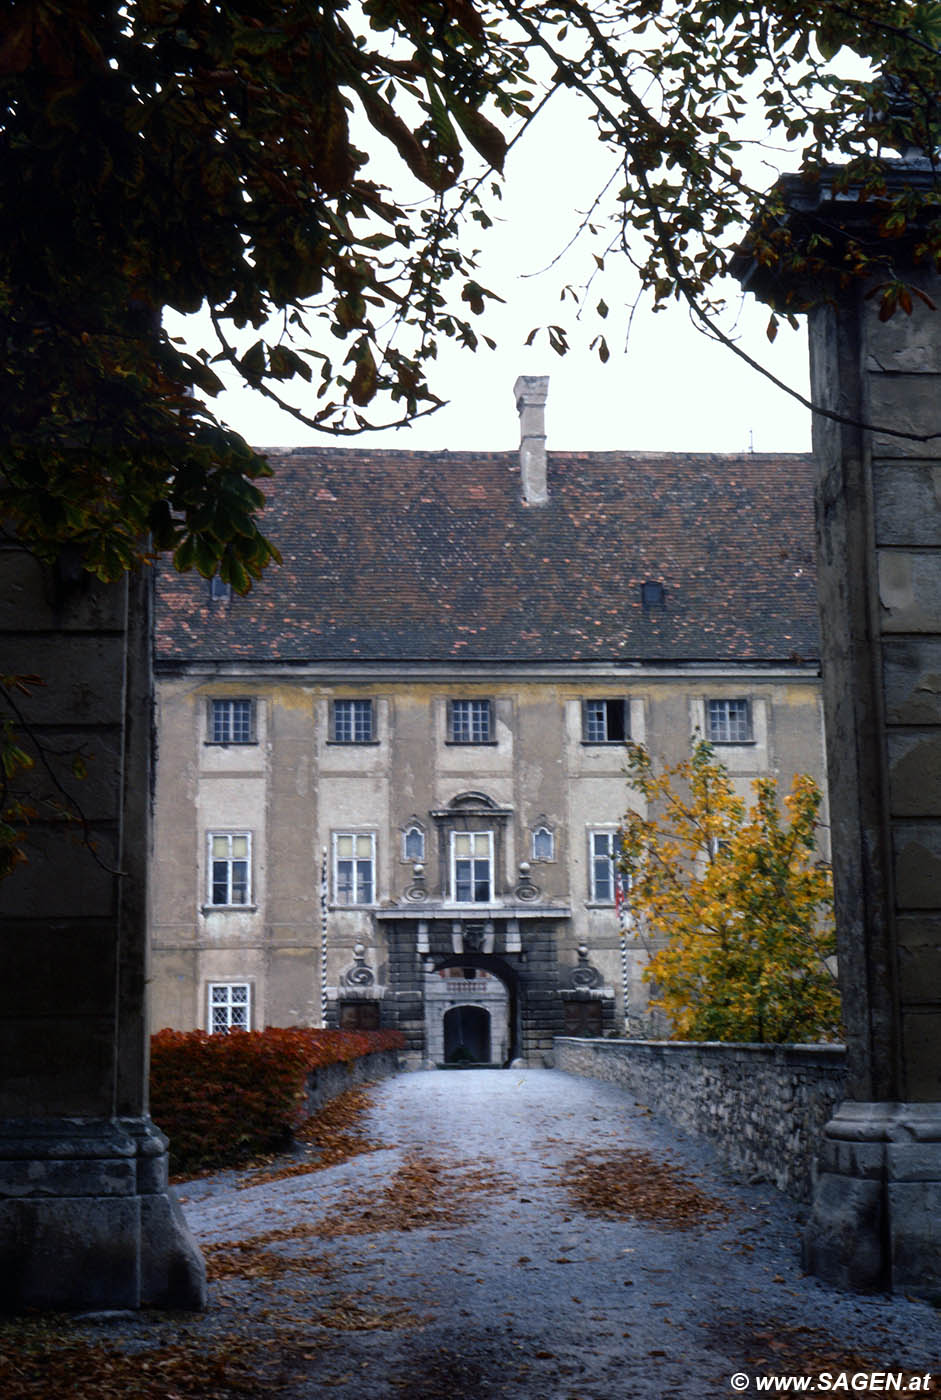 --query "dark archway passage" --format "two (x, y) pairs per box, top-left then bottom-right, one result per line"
(443, 1004), (492, 1063)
